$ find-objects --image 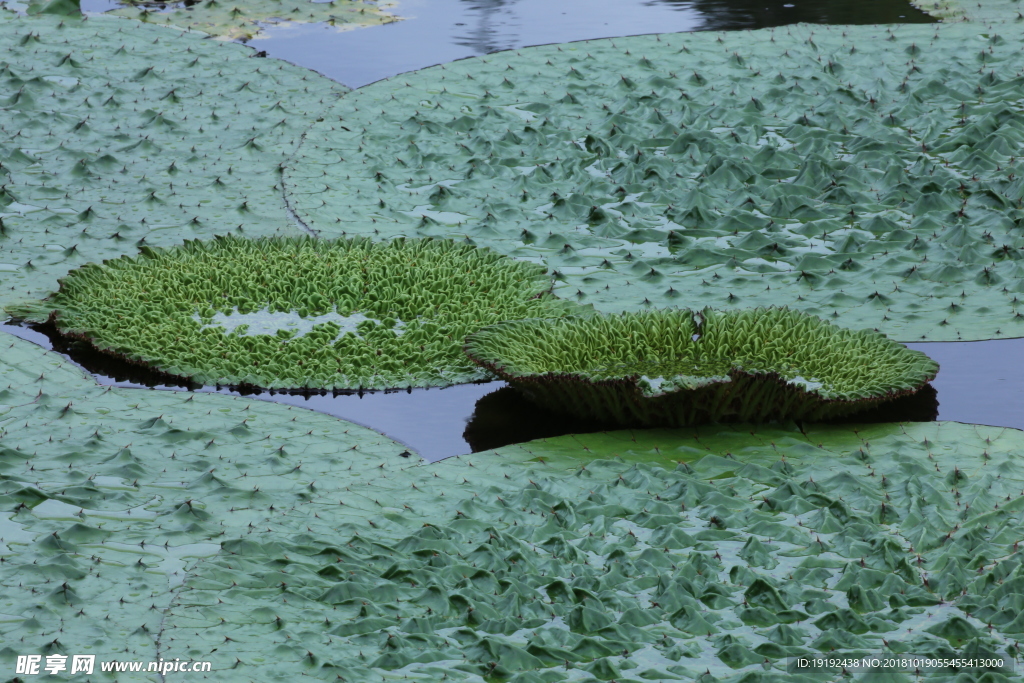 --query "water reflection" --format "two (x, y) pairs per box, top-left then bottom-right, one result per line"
(463, 383), (938, 453)
(656, 0), (935, 30)
(235, 0), (933, 88)
(463, 385), (606, 452)
(828, 384), (938, 424)
(455, 0), (519, 55)
(449, 0), (933, 60)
